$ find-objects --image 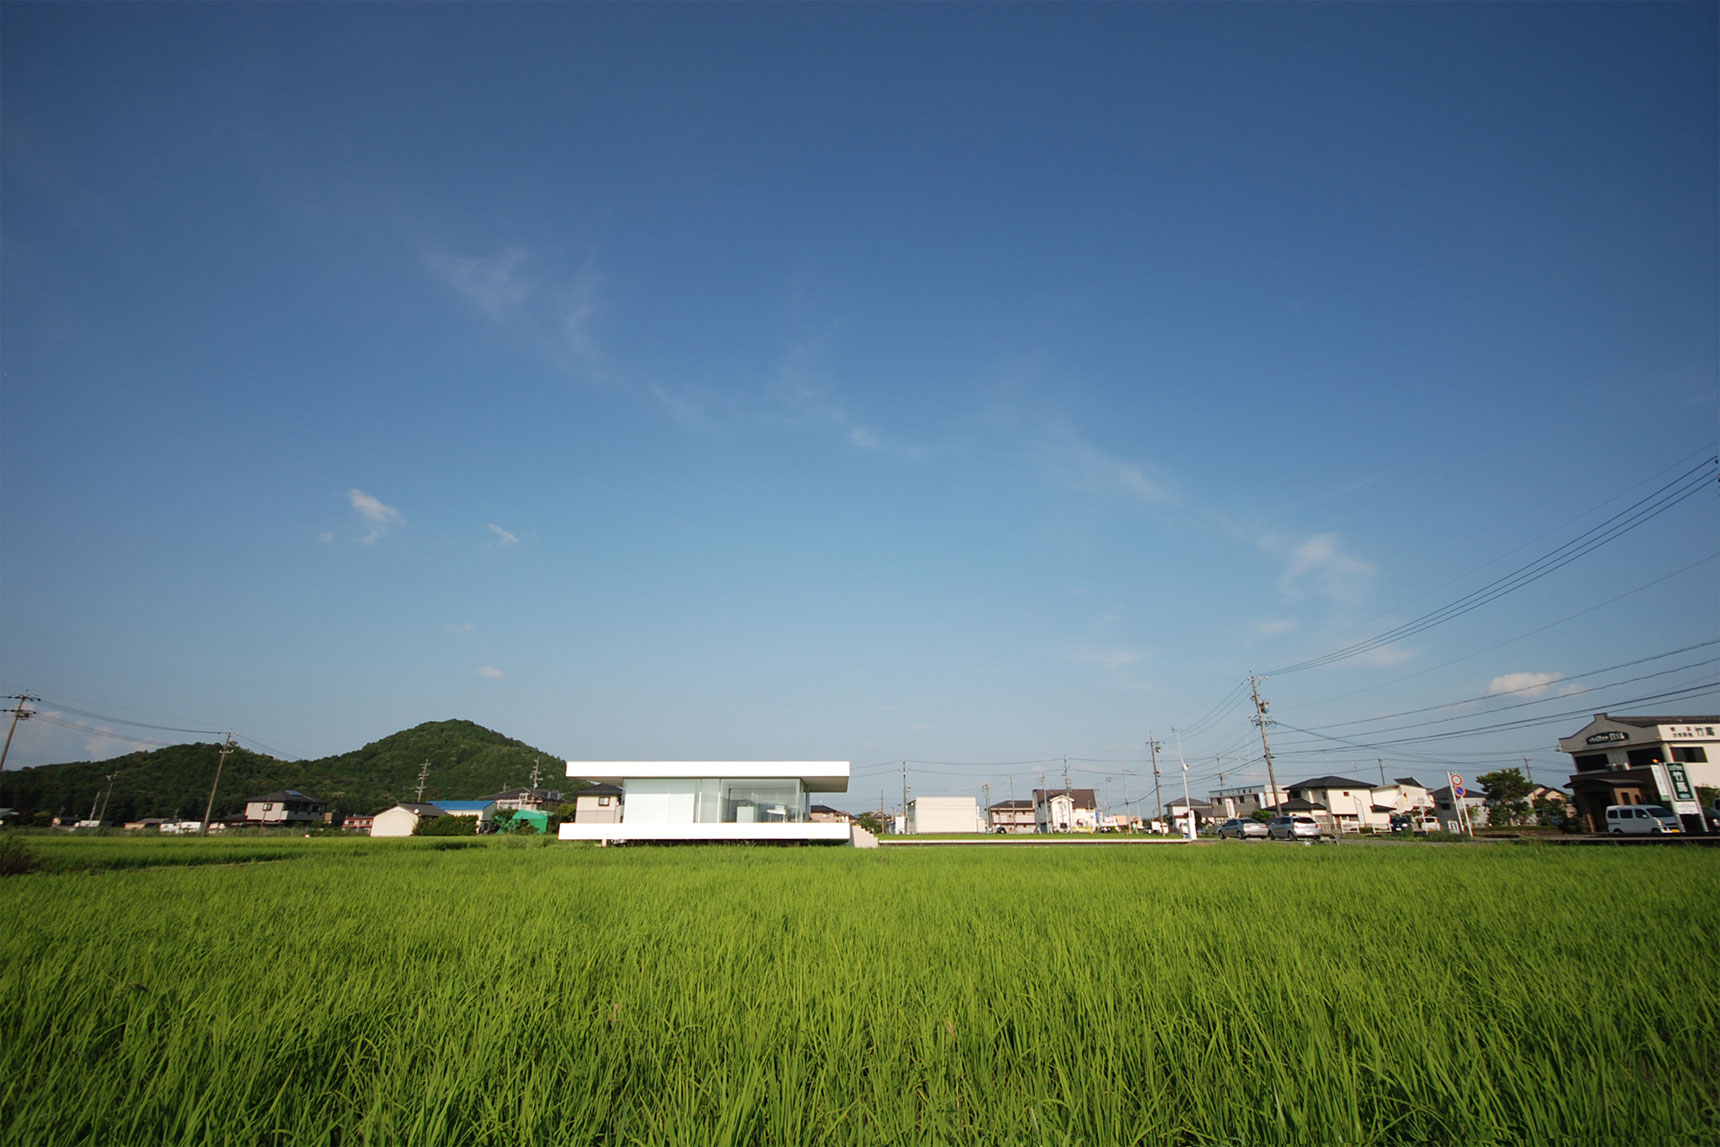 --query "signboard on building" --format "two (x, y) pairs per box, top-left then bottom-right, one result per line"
(1650, 764), (1702, 819)
(1666, 724), (1717, 740)
(1586, 730), (1630, 744)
